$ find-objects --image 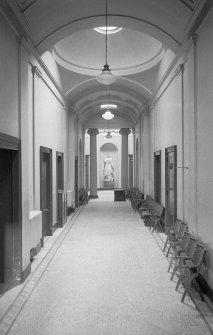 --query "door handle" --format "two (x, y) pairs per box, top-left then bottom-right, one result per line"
(43, 209), (48, 212)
